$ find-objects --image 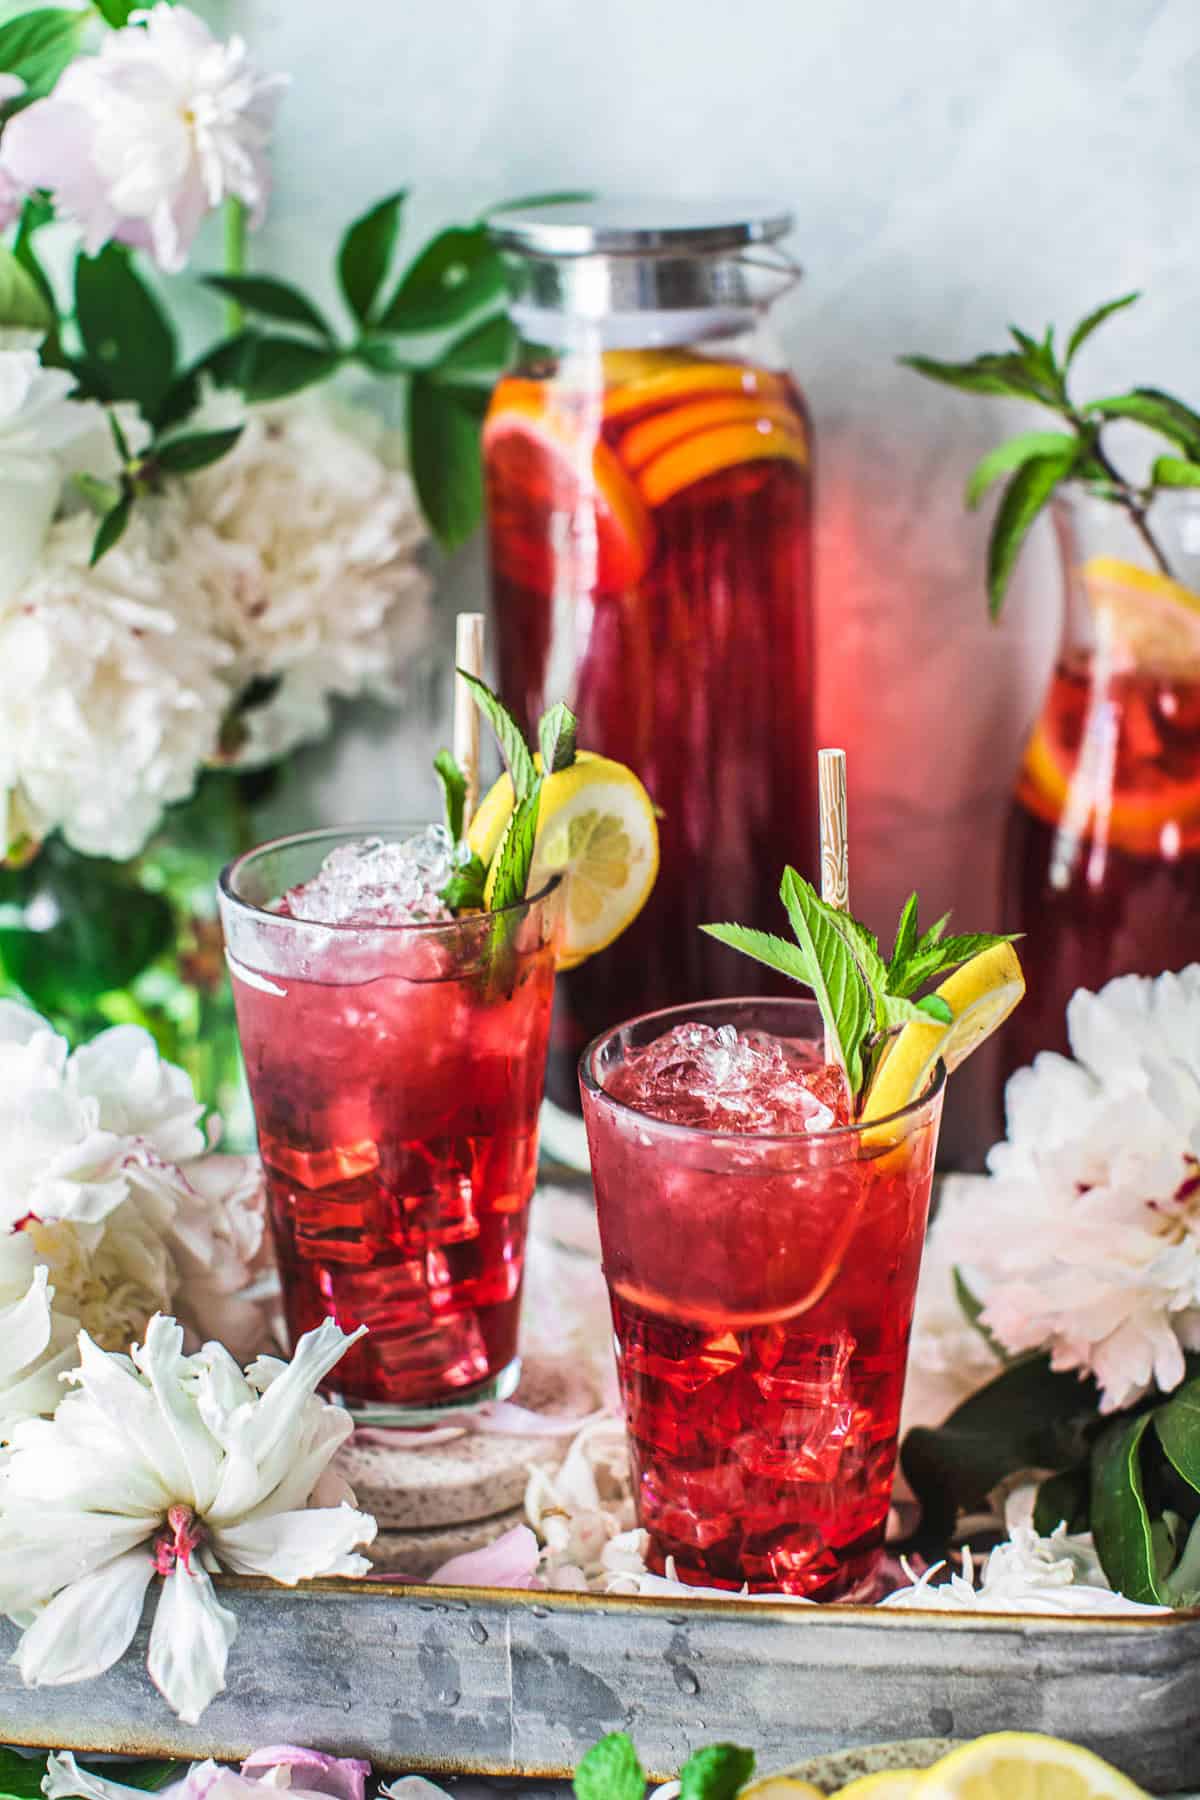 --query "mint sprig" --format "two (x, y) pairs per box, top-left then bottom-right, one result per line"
(703, 874), (1012, 1105)
(433, 747), (467, 841)
(679, 1744), (756, 1800)
(457, 669), (537, 802)
(573, 1732), (644, 1800)
(901, 292), (1200, 614)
